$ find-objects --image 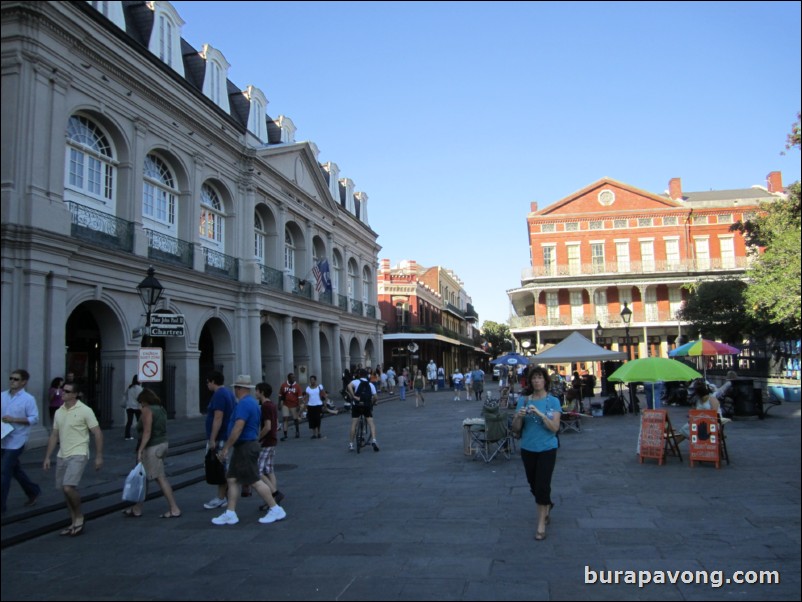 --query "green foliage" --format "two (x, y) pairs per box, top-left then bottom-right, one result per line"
(677, 279), (755, 343)
(481, 320), (511, 355)
(729, 114), (801, 337)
